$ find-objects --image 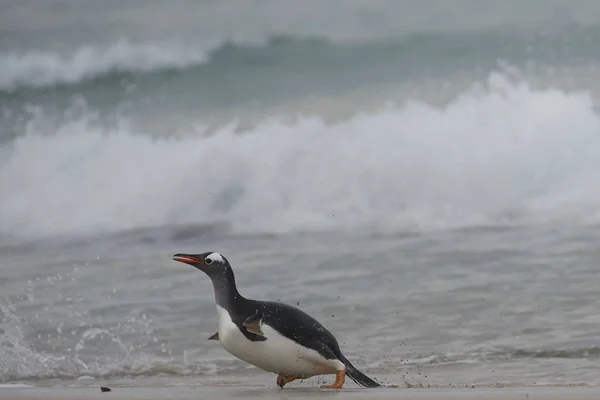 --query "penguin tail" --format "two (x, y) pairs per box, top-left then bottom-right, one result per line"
(341, 356), (381, 388)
